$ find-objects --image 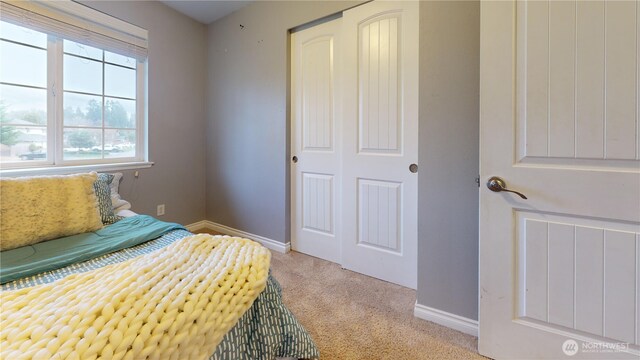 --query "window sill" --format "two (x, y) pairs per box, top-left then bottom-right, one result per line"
(0, 161), (154, 178)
